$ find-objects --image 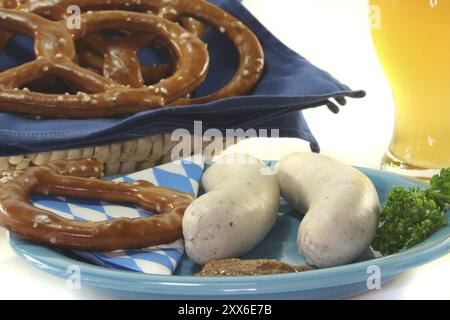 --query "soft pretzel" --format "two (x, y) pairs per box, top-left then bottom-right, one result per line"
(0, 9), (209, 118)
(19, 0), (265, 105)
(0, 158), (194, 251)
(1, 1), (206, 87)
(0, 0), (264, 118)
